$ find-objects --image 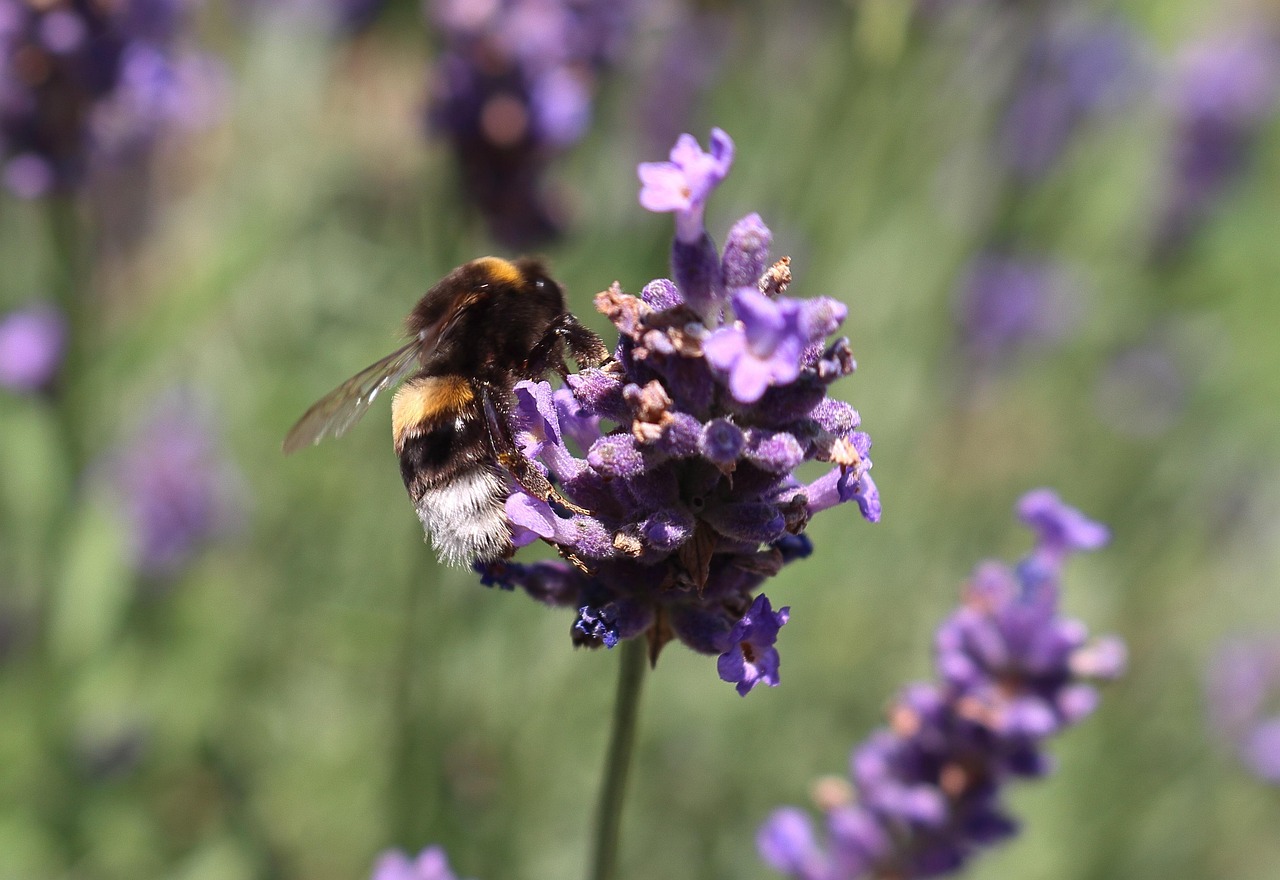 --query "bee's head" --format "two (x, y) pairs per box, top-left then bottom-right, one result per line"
(407, 256), (570, 378)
